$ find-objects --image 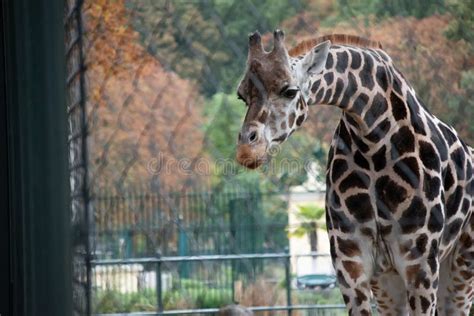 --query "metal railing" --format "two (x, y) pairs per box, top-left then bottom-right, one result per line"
(91, 186), (291, 259)
(93, 305), (349, 316)
(91, 252), (341, 315)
